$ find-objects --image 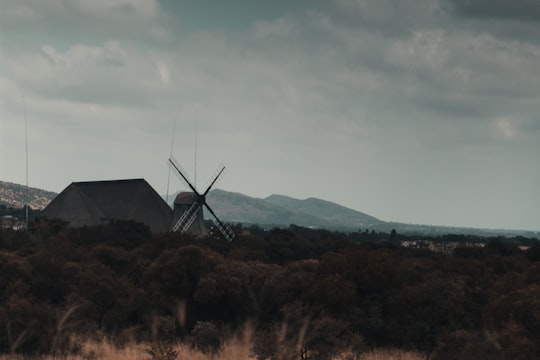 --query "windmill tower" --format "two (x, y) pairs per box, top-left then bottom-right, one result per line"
(168, 156), (235, 241)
